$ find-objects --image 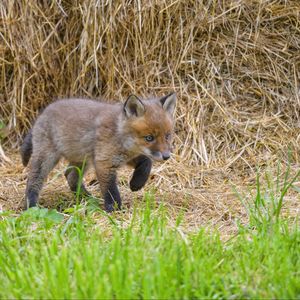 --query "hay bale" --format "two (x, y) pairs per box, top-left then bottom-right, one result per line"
(1, 0), (300, 186)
